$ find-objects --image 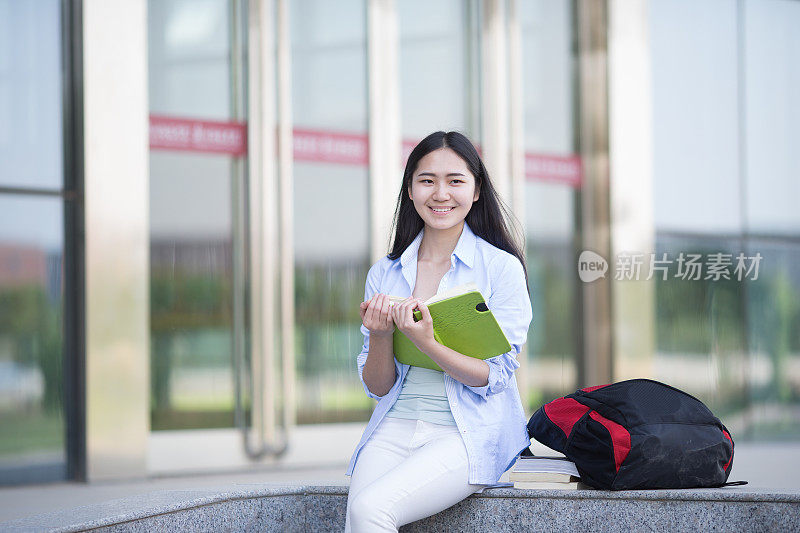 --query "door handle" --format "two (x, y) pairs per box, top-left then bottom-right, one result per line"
(231, 0), (294, 460)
